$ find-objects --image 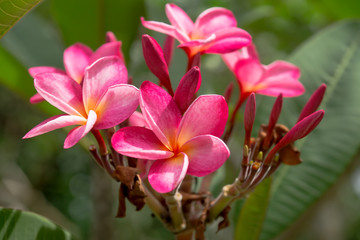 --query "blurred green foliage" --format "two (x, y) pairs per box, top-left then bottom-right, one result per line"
(0, 0), (360, 239)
